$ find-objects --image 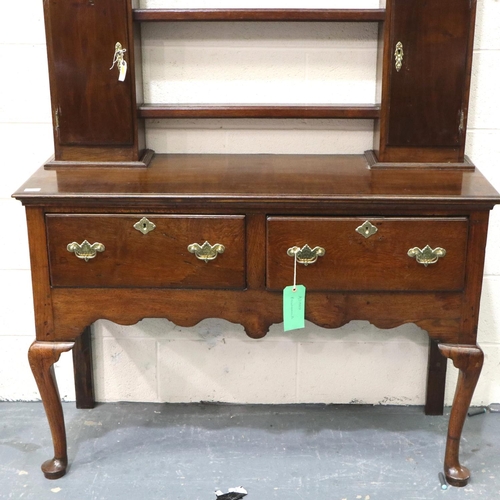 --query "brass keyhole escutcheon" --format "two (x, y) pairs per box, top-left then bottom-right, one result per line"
(133, 217), (156, 235)
(356, 221), (378, 239)
(395, 41), (404, 72)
